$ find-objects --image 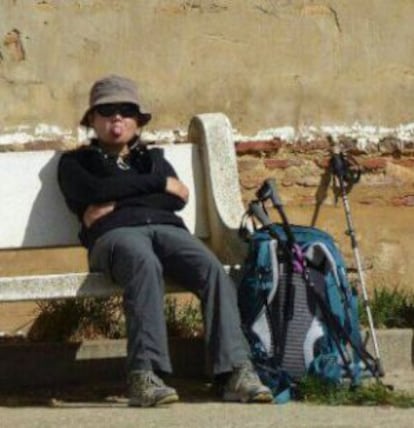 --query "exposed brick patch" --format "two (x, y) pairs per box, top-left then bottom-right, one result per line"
(239, 176), (264, 190)
(362, 174), (396, 186)
(360, 157), (387, 171)
(235, 139), (282, 155)
(314, 157), (331, 169)
(391, 195), (414, 206)
(344, 148), (369, 156)
(392, 158), (414, 168)
(238, 159), (260, 172)
(290, 138), (331, 153)
(296, 176), (321, 187)
(281, 178), (295, 187)
(264, 158), (303, 169)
